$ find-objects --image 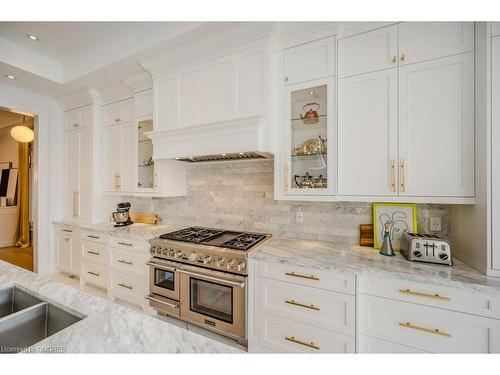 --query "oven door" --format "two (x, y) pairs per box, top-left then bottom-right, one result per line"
(148, 259), (180, 301)
(178, 266), (246, 340)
